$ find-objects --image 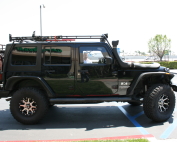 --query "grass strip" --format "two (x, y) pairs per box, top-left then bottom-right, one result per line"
(48, 139), (149, 142)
